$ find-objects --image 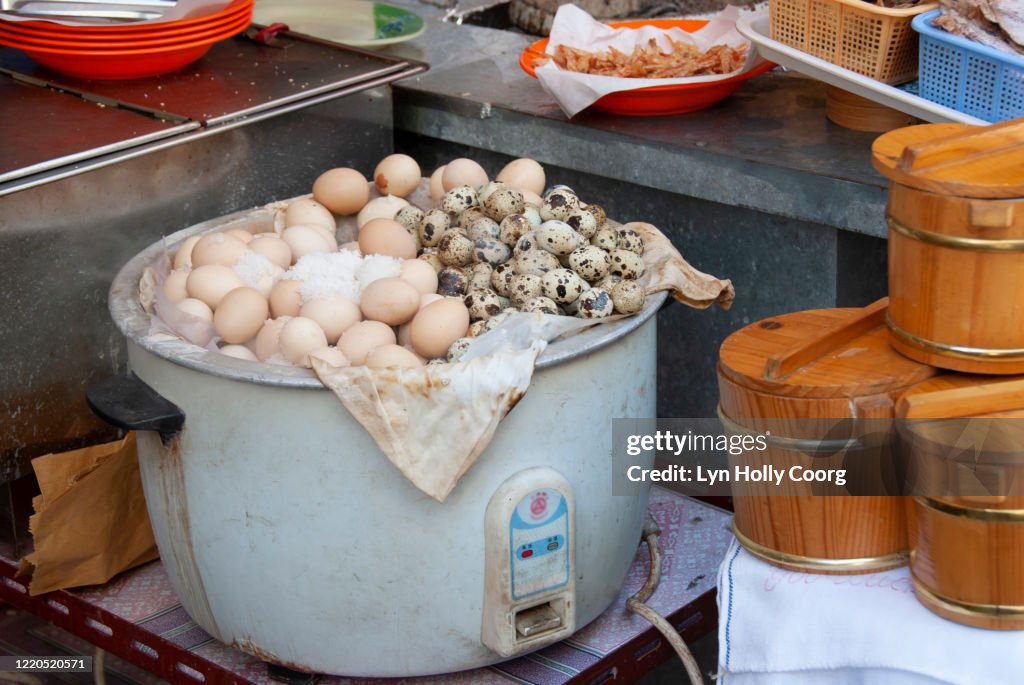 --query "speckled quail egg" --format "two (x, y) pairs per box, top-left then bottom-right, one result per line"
(497, 295), (512, 310)
(543, 185), (574, 199)
(394, 205), (425, 233)
(499, 214), (532, 246)
(509, 273), (544, 307)
(541, 268), (589, 305)
(464, 288), (504, 321)
(438, 232), (475, 267)
(419, 250), (444, 273)
(568, 245), (611, 282)
(490, 262), (515, 297)
(441, 185), (479, 215)
(468, 262), (494, 291)
(564, 208), (598, 239)
(514, 231), (541, 256)
(514, 249), (561, 277)
(575, 287), (614, 319)
(477, 181), (505, 204)
(419, 209), (451, 247)
(591, 225), (620, 251)
(584, 203), (607, 227)
(467, 320), (489, 338)
(536, 220), (583, 257)
(483, 188), (525, 222)
(466, 216), (500, 242)
(596, 273), (624, 290)
(608, 249), (645, 279)
(522, 205), (543, 228)
(617, 228), (645, 255)
(521, 296), (560, 315)
(437, 266), (470, 297)
(447, 337), (473, 362)
(457, 207), (489, 229)
(611, 280), (646, 314)
(540, 189), (580, 221)
(473, 238), (511, 266)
